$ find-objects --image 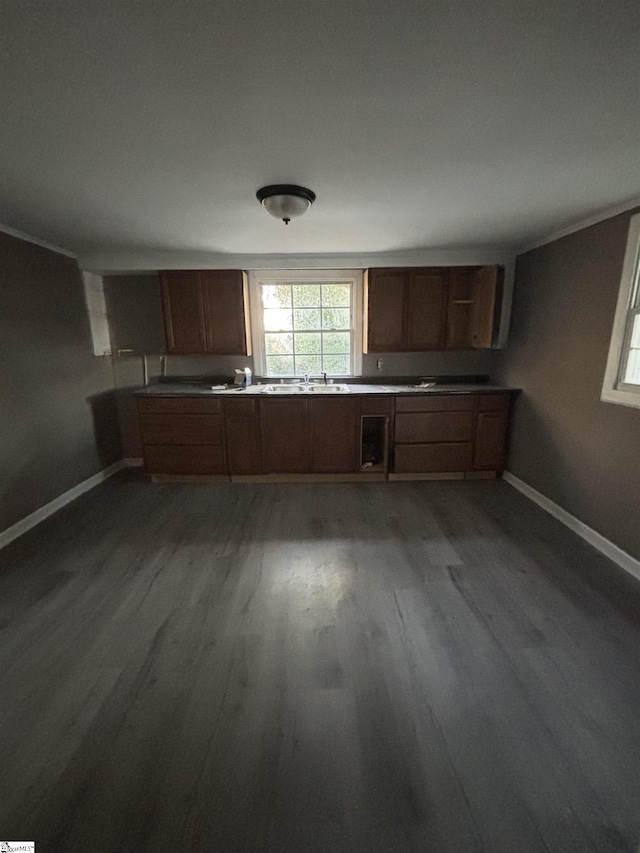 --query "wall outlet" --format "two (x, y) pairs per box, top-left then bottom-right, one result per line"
(376, 358), (383, 371)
